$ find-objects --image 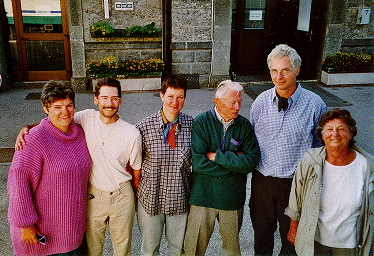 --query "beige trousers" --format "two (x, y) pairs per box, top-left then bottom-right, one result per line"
(184, 205), (243, 256)
(86, 182), (135, 256)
